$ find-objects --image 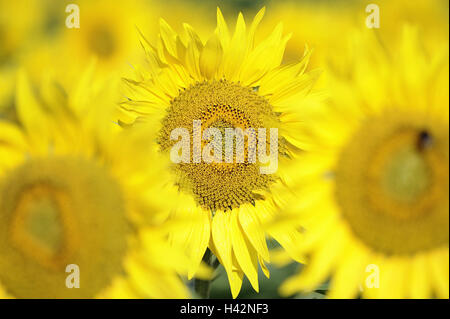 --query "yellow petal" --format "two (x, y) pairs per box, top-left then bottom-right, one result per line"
(258, 254), (270, 279)
(240, 23), (287, 85)
(222, 12), (246, 81)
(0, 121), (27, 150)
(185, 41), (202, 80)
(259, 48), (312, 95)
(169, 208), (211, 279)
(15, 70), (50, 146)
(429, 249), (449, 298)
(187, 210), (212, 279)
(159, 18), (178, 58)
(269, 227), (306, 264)
(69, 61), (99, 115)
(374, 259), (406, 299)
(280, 227), (345, 295)
(247, 7), (265, 51)
(267, 69), (321, 106)
(230, 209), (259, 292)
(211, 211), (233, 273)
(409, 253), (431, 298)
(327, 248), (367, 299)
(228, 262), (244, 299)
(215, 7), (230, 50)
(238, 205), (270, 262)
(183, 23), (203, 50)
(199, 33), (223, 79)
